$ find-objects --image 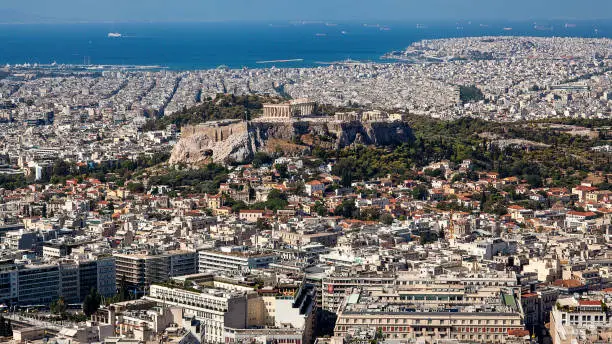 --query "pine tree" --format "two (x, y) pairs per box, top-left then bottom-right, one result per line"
(83, 288), (102, 316)
(0, 315), (6, 337)
(6, 320), (11, 337)
(480, 191), (486, 212)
